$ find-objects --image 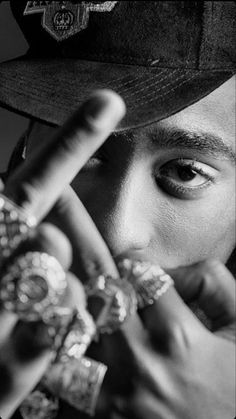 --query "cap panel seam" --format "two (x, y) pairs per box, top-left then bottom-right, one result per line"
(110, 69), (169, 90)
(129, 71), (194, 108)
(116, 70), (179, 97)
(0, 70), (179, 107)
(131, 72), (198, 108)
(0, 70), (193, 111)
(0, 70), (168, 100)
